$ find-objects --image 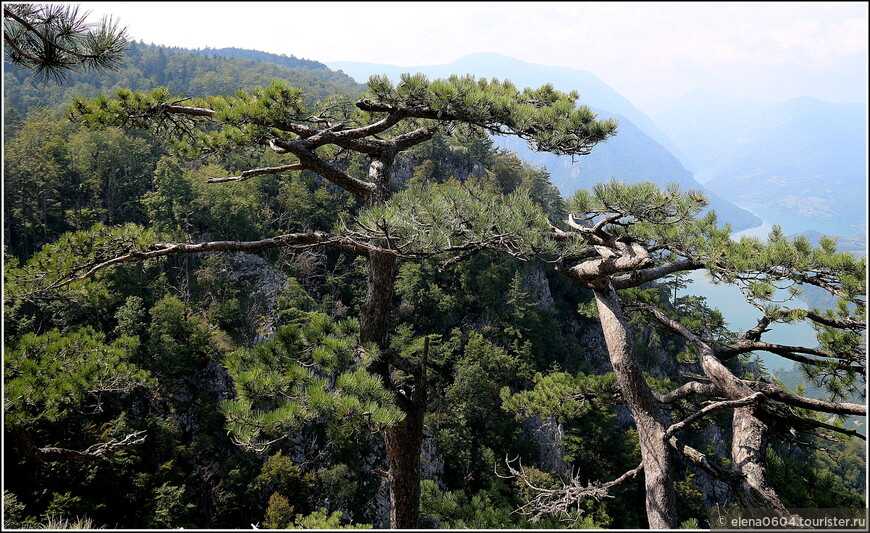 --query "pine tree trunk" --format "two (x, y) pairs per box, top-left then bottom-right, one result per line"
(731, 407), (788, 512)
(593, 284), (678, 529)
(361, 248), (426, 529)
(385, 403), (425, 529)
(697, 351), (788, 512)
(359, 156), (426, 529)
(359, 250), (396, 349)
